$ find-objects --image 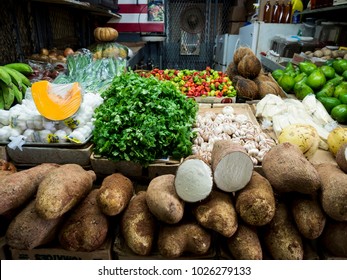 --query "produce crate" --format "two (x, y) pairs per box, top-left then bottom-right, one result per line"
(10, 238), (114, 260)
(90, 154), (182, 180)
(0, 146), (8, 161)
(5, 143), (93, 167)
(194, 96), (237, 105)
